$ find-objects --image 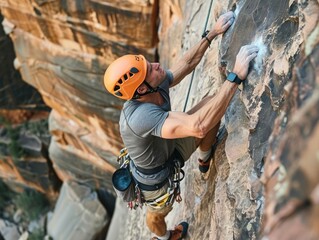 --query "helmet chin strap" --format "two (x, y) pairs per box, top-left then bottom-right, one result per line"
(143, 81), (158, 93)
(133, 81), (158, 99)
